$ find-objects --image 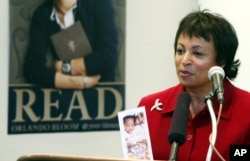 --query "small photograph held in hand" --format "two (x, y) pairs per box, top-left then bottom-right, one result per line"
(118, 107), (153, 160)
